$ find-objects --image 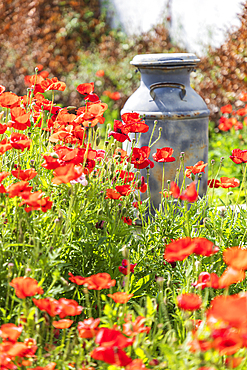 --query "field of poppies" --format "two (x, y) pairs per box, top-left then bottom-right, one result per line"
(1, 68), (247, 370)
